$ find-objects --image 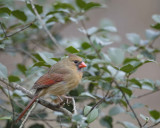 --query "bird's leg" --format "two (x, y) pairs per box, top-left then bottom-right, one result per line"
(57, 96), (63, 102)
(61, 95), (72, 104)
(62, 95), (77, 114)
